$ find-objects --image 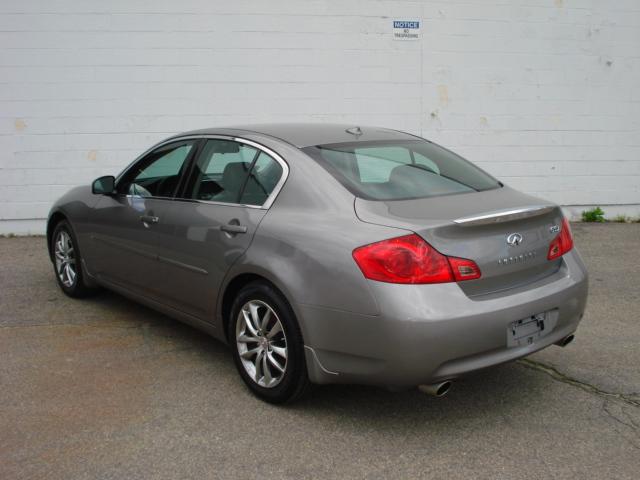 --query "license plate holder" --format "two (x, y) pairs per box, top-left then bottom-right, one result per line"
(507, 312), (547, 347)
